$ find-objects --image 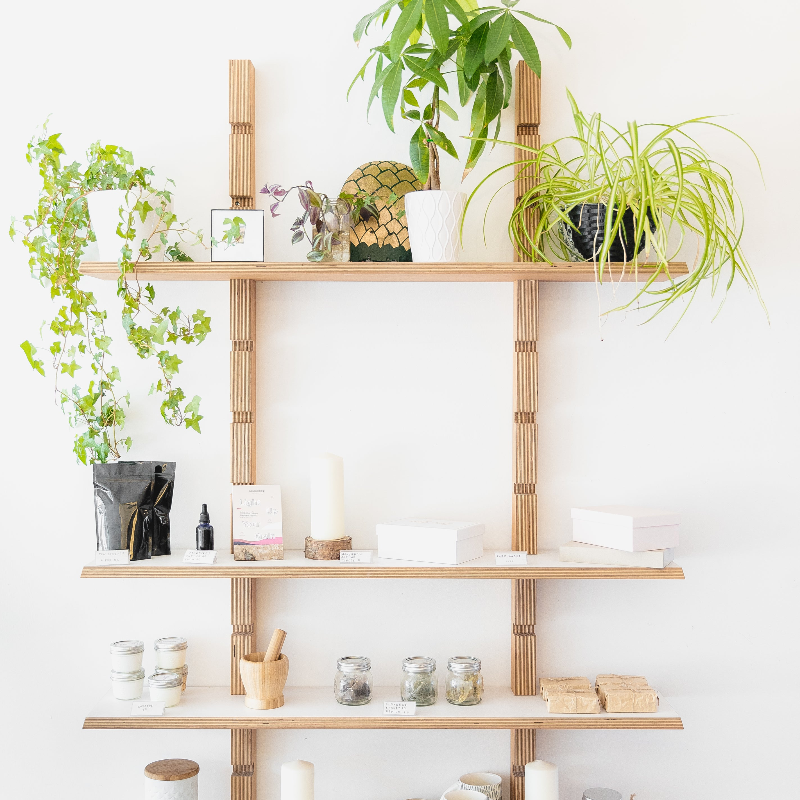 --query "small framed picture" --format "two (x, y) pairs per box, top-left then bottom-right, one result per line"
(211, 209), (264, 262)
